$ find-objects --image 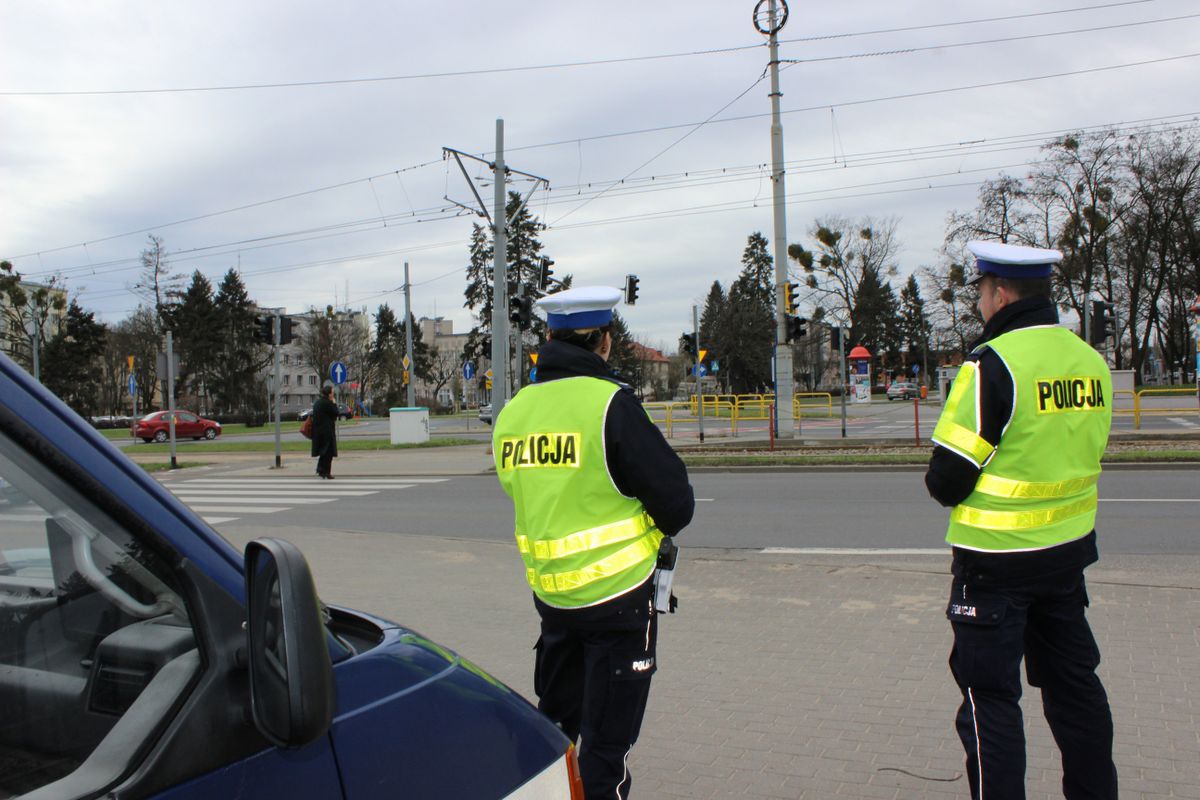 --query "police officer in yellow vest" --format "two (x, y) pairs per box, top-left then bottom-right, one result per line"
(926, 241), (1117, 800)
(493, 285), (695, 800)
